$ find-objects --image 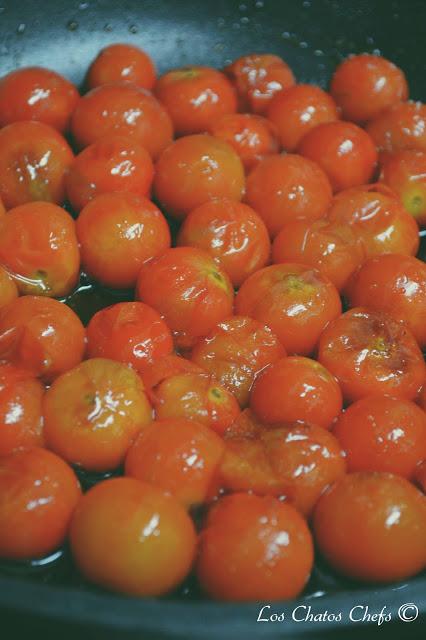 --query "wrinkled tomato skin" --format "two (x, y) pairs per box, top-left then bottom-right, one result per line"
(379, 150), (426, 226)
(366, 101), (426, 153)
(141, 355), (205, 400)
(86, 44), (156, 91)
